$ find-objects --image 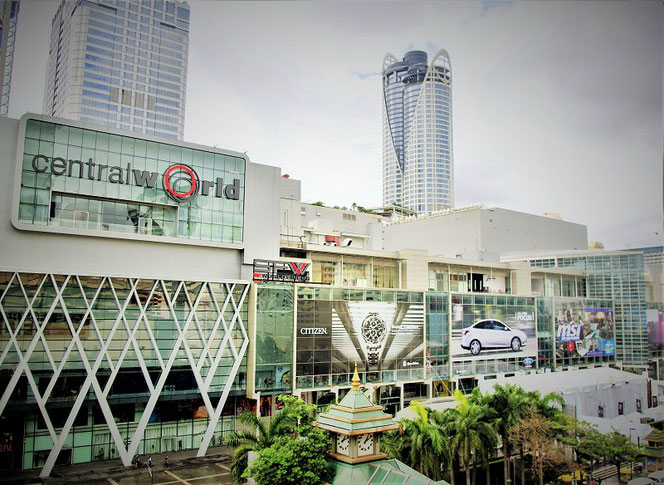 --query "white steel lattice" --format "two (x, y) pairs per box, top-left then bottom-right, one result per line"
(0, 273), (250, 477)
